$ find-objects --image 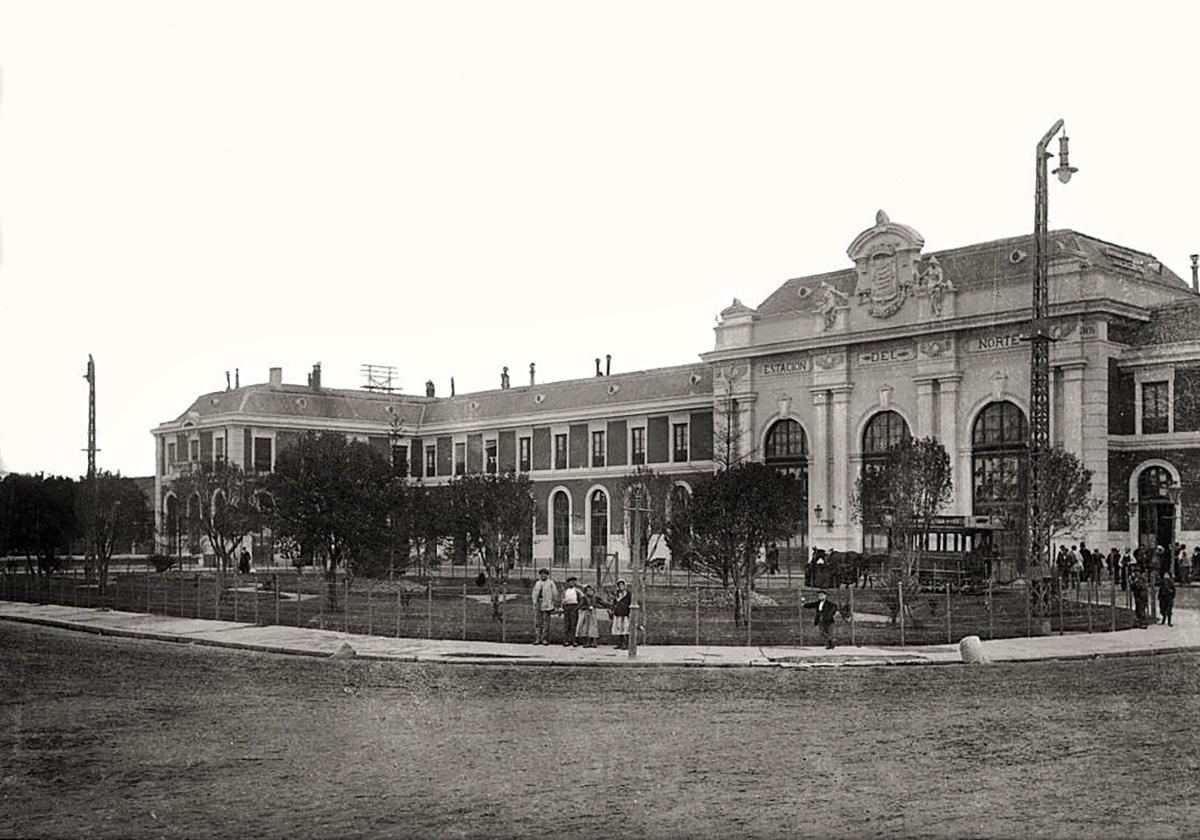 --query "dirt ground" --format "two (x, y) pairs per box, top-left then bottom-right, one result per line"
(3, 622), (1200, 839)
